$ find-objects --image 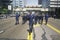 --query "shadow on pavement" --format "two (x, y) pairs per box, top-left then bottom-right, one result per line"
(33, 27), (36, 40)
(41, 27), (48, 40)
(27, 27), (36, 40)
